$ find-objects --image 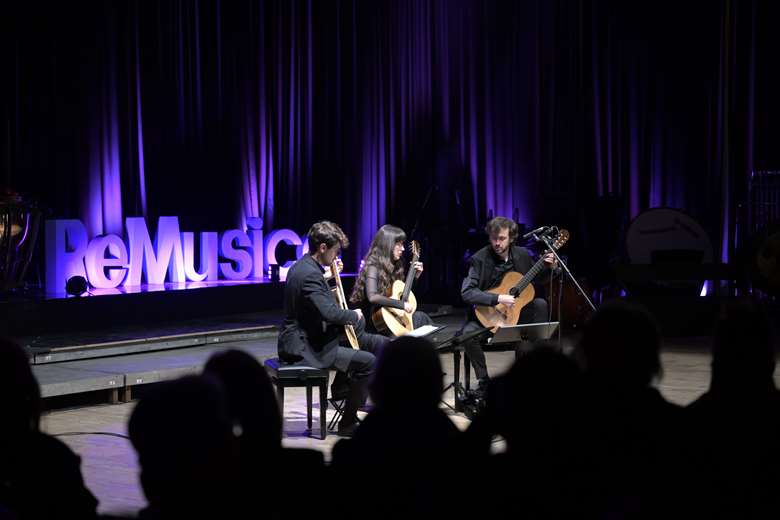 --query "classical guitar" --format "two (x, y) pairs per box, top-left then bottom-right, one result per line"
(330, 258), (359, 349)
(475, 230), (570, 332)
(372, 240), (421, 336)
